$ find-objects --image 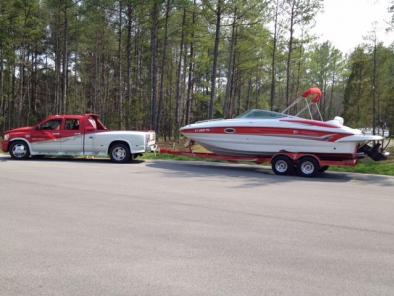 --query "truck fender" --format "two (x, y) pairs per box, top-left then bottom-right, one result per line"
(9, 138), (33, 154)
(107, 140), (132, 154)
